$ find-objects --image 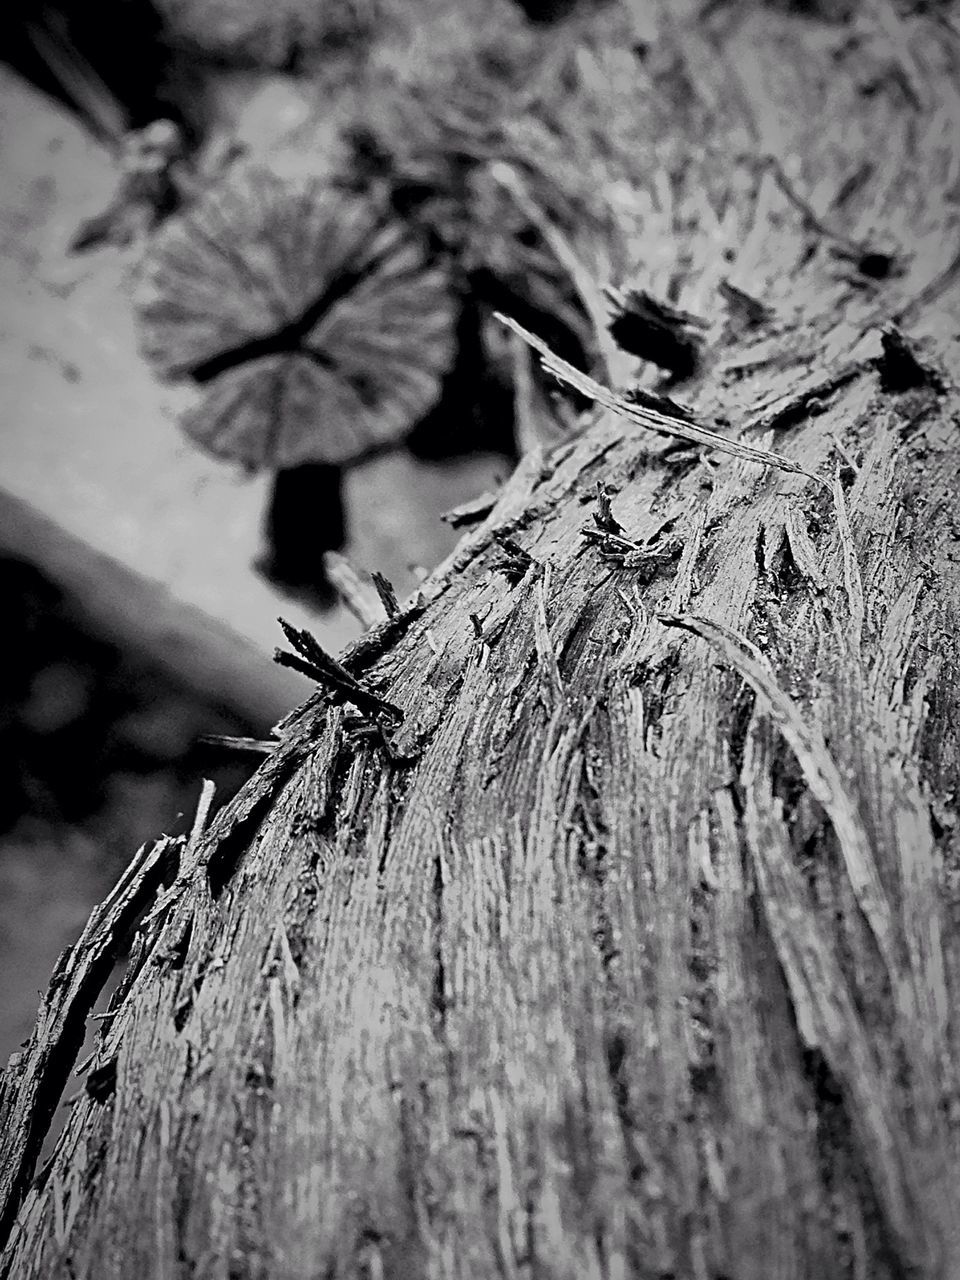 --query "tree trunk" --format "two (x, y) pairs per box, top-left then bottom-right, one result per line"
(3, 4), (960, 1277)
